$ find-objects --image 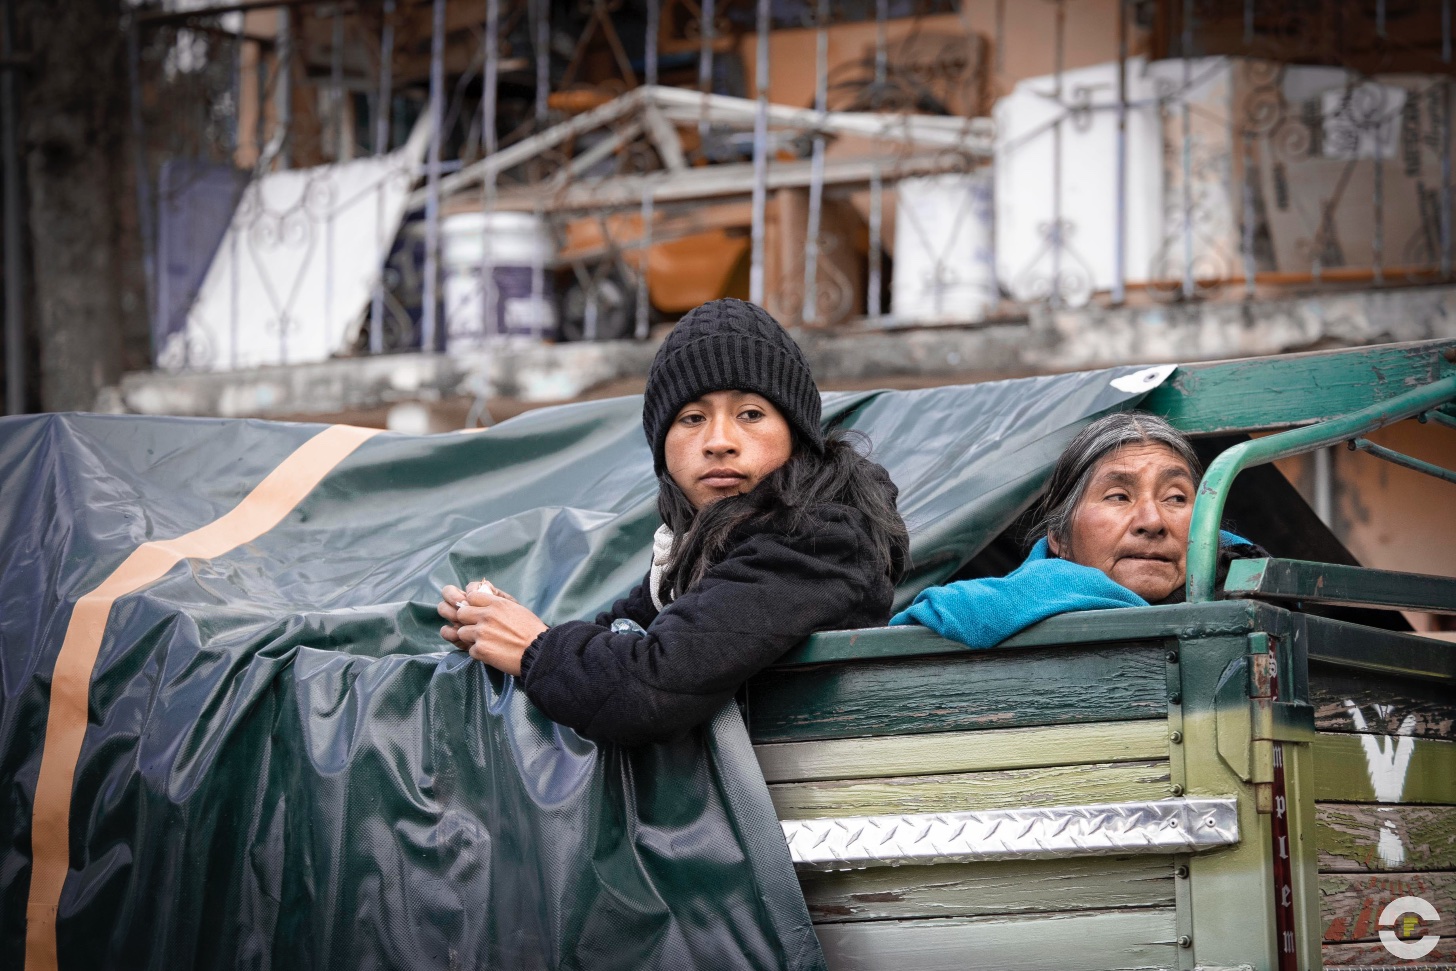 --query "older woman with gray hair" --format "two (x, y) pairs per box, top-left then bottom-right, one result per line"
(891, 411), (1261, 649)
